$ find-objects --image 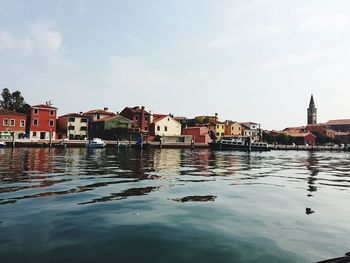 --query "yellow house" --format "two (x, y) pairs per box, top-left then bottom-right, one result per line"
(215, 121), (225, 138)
